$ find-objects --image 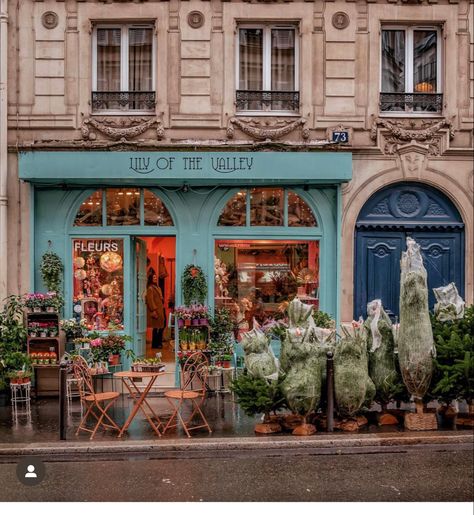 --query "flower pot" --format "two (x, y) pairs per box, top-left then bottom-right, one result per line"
(199, 318), (208, 326)
(222, 361), (231, 369)
(10, 378), (20, 385)
(29, 332), (37, 338)
(33, 307), (42, 313)
(46, 307), (55, 313)
(184, 319), (191, 327)
(189, 342), (196, 351)
(180, 342), (189, 351)
(40, 332), (47, 338)
(192, 319), (200, 326)
(178, 319), (184, 329)
(109, 354), (121, 366)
